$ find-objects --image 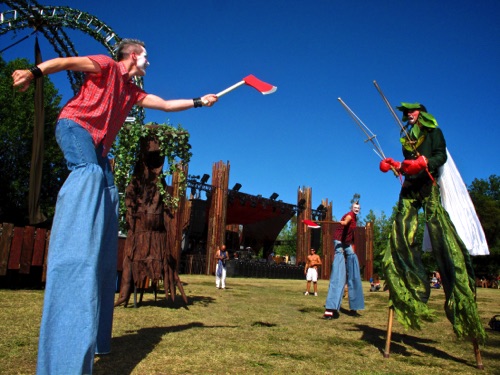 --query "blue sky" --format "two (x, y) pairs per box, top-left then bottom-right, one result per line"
(1, 0), (499, 220)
